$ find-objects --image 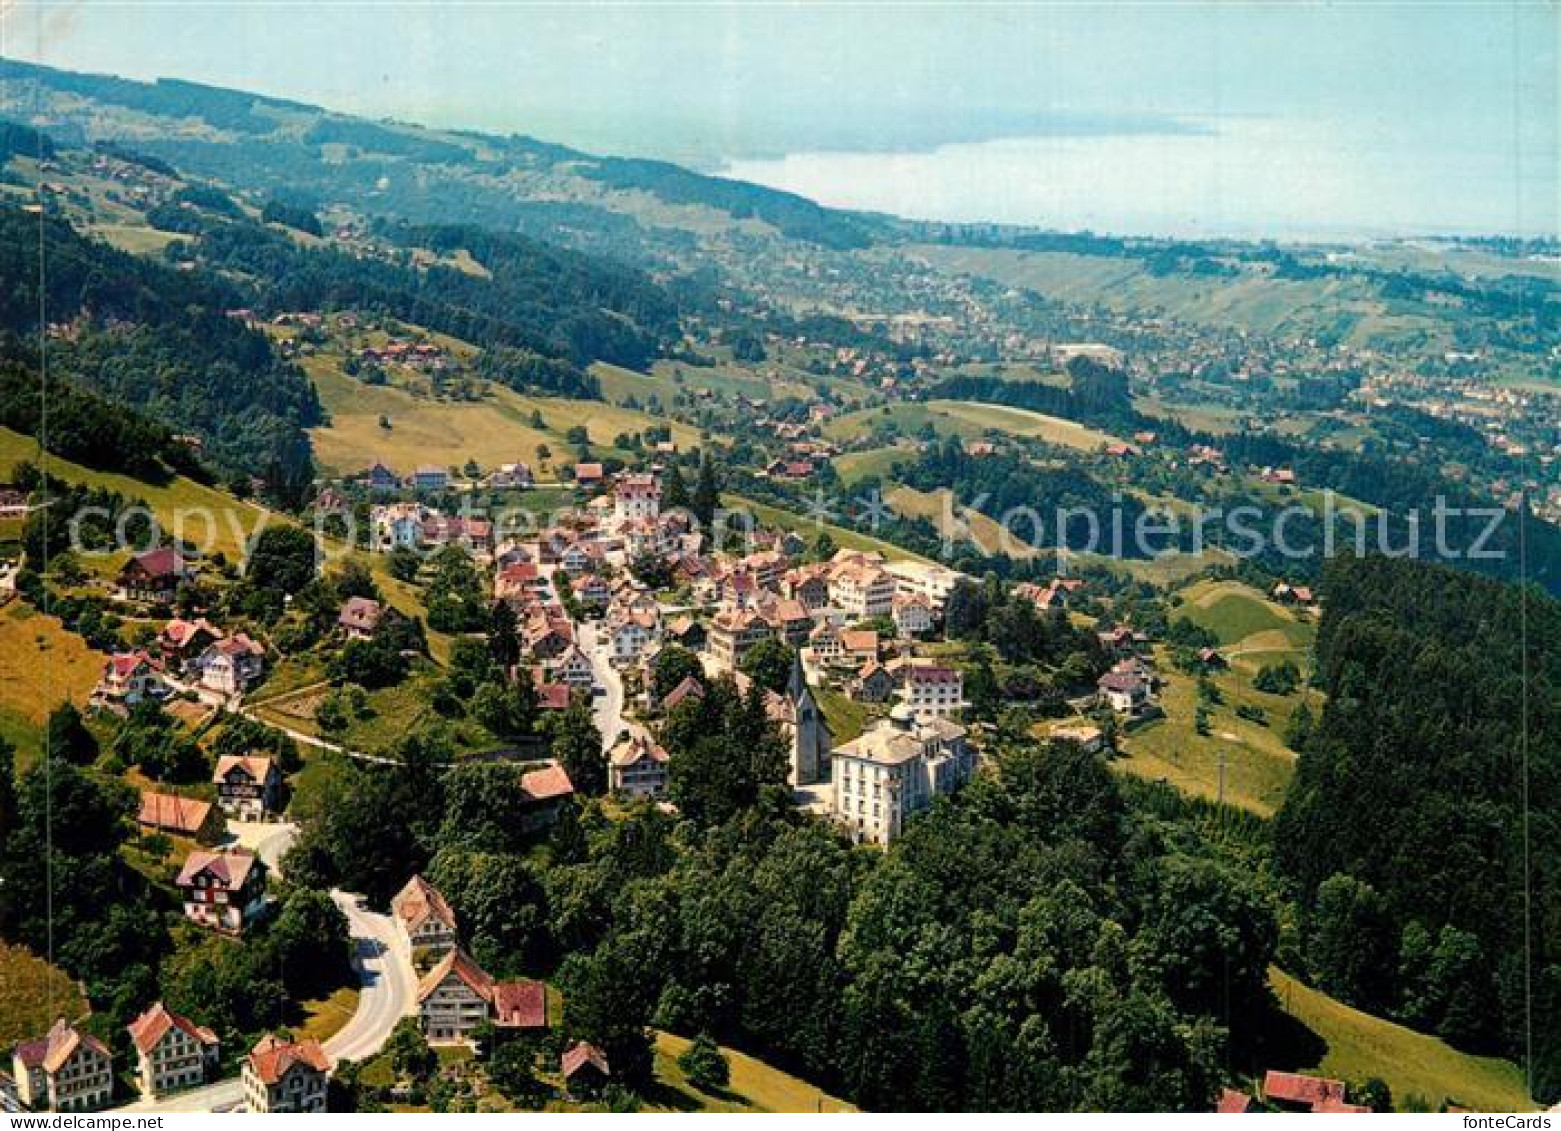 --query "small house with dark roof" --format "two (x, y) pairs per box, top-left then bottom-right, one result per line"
(117, 547), (188, 604)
